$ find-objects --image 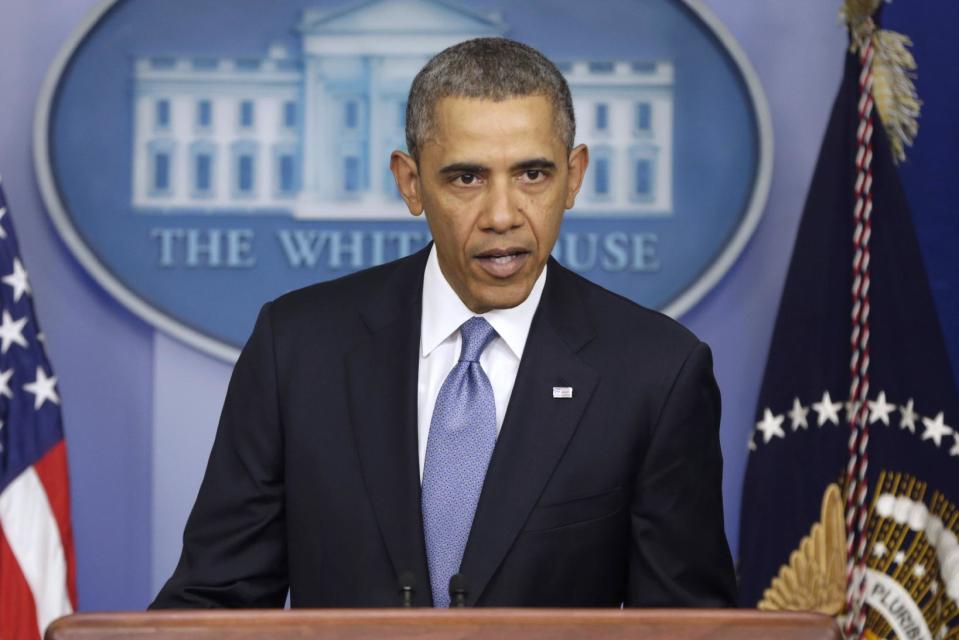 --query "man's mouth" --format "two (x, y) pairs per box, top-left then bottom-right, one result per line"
(474, 248), (530, 279)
